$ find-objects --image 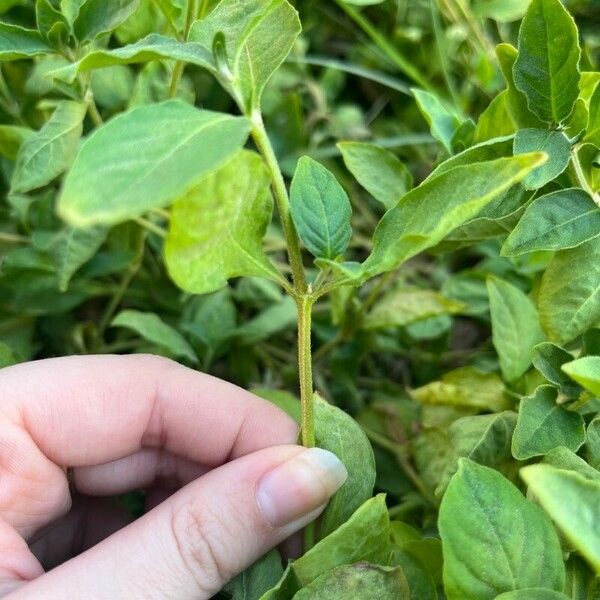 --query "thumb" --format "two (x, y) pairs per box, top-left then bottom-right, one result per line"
(14, 445), (347, 600)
